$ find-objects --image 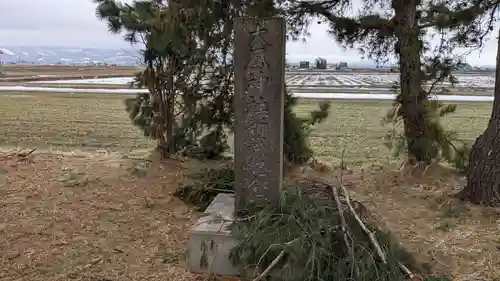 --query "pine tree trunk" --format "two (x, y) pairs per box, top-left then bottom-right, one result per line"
(394, 0), (430, 164)
(165, 57), (176, 155)
(460, 29), (500, 206)
(152, 66), (167, 156)
(156, 89), (167, 155)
